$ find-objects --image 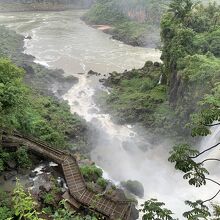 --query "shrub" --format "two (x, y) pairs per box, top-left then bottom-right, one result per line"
(43, 193), (54, 206)
(0, 206), (13, 220)
(12, 179), (43, 220)
(97, 178), (108, 189)
(80, 165), (103, 183)
(16, 147), (31, 168)
(42, 206), (53, 215)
